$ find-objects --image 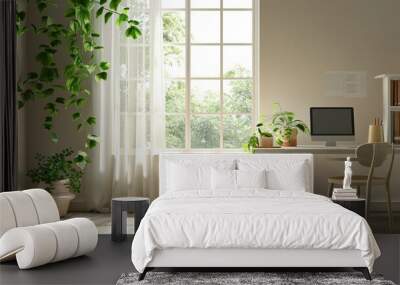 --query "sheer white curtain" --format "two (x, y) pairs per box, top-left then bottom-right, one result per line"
(85, 0), (164, 211)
